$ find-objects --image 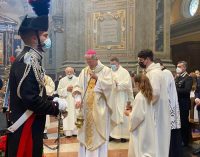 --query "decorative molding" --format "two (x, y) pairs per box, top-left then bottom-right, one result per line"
(91, 10), (126, 50)
(52, 15), (64, 33)
(0, 14), (17, 25)
(87, 0), (127, 12)
(171, 15), (200, 38)
(0, 14), (17, 32)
